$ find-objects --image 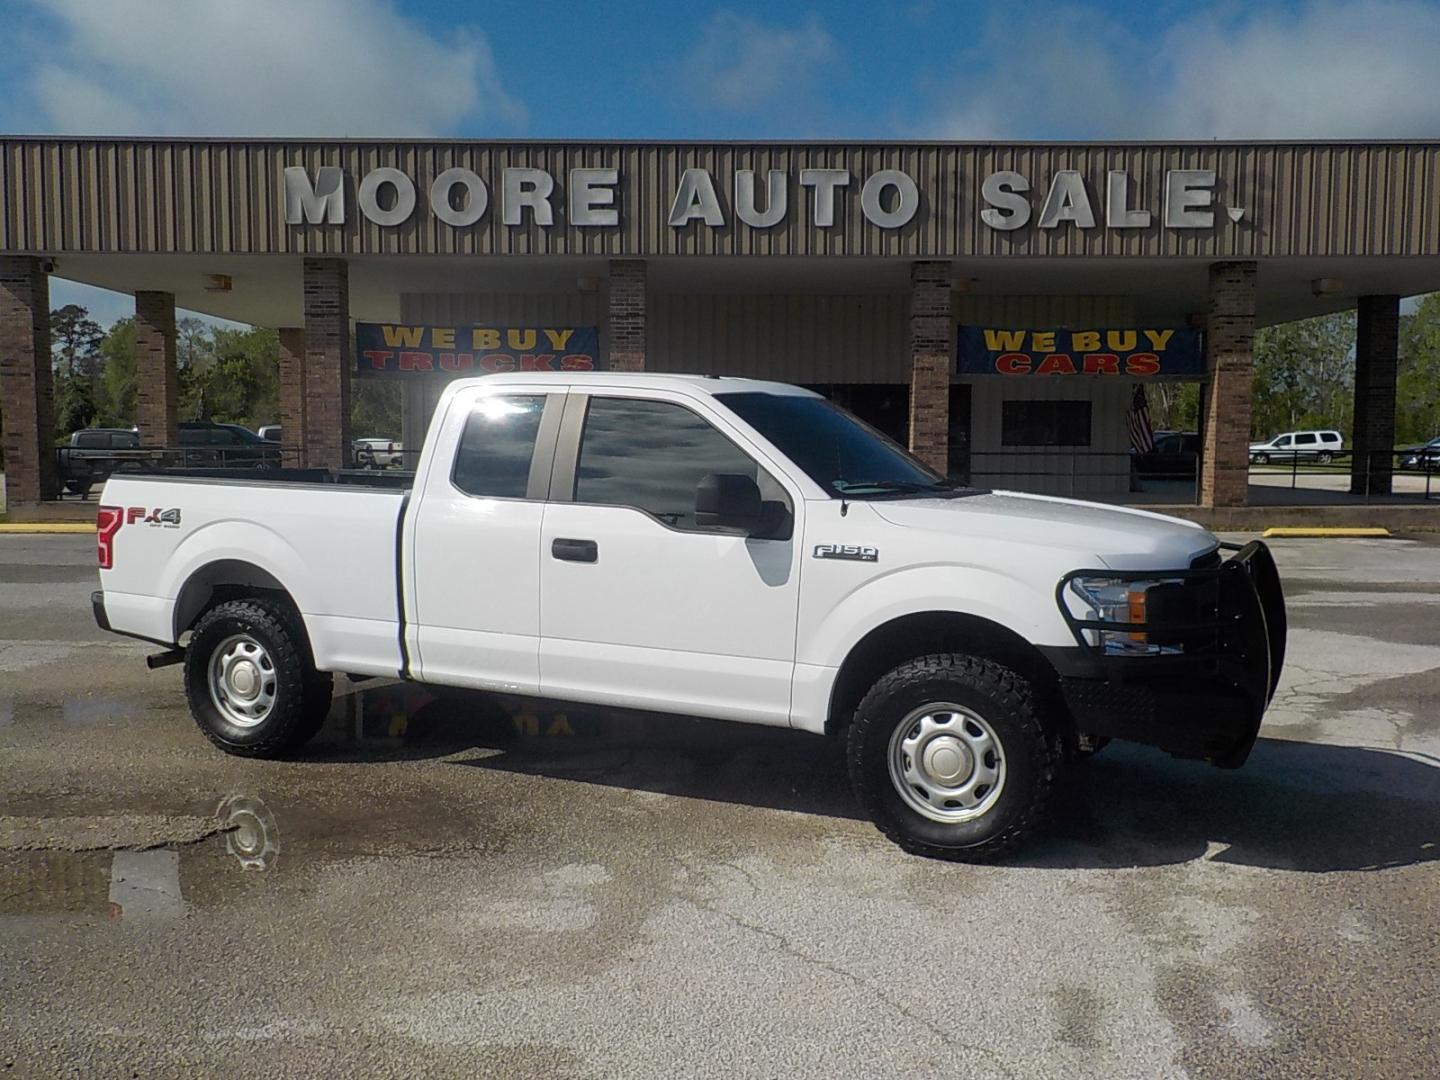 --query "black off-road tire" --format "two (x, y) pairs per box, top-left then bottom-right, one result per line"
(183, 597), (333, 758)
(846, 654), (1061, 863)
